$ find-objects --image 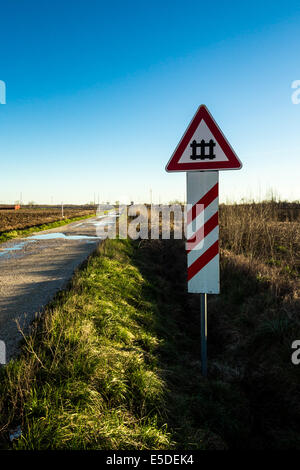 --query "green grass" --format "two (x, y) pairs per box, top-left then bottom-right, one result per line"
(0, 214), (95, 244)
(0, 239), (173, 450)
(0, 237), (228, 450)
(1, 236), (299, 450)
